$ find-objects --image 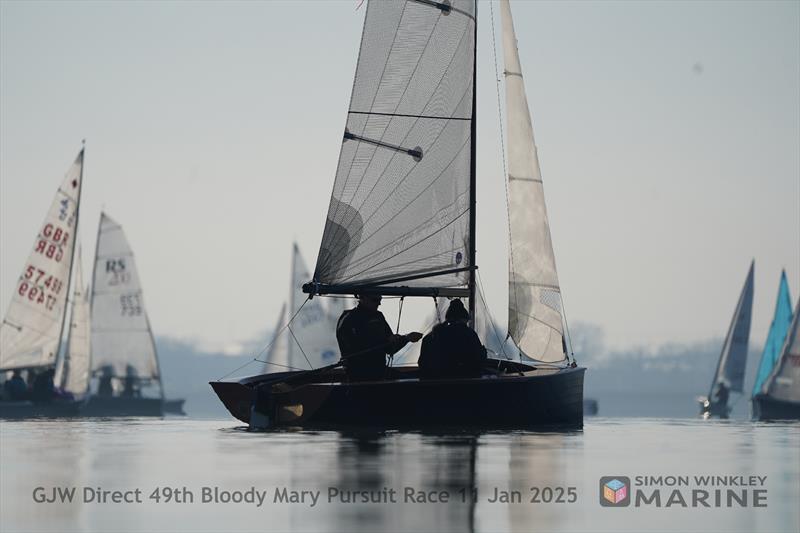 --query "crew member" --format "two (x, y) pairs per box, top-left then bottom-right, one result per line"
(336, 294), (422, 381)
(418, 299), (486, 379)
